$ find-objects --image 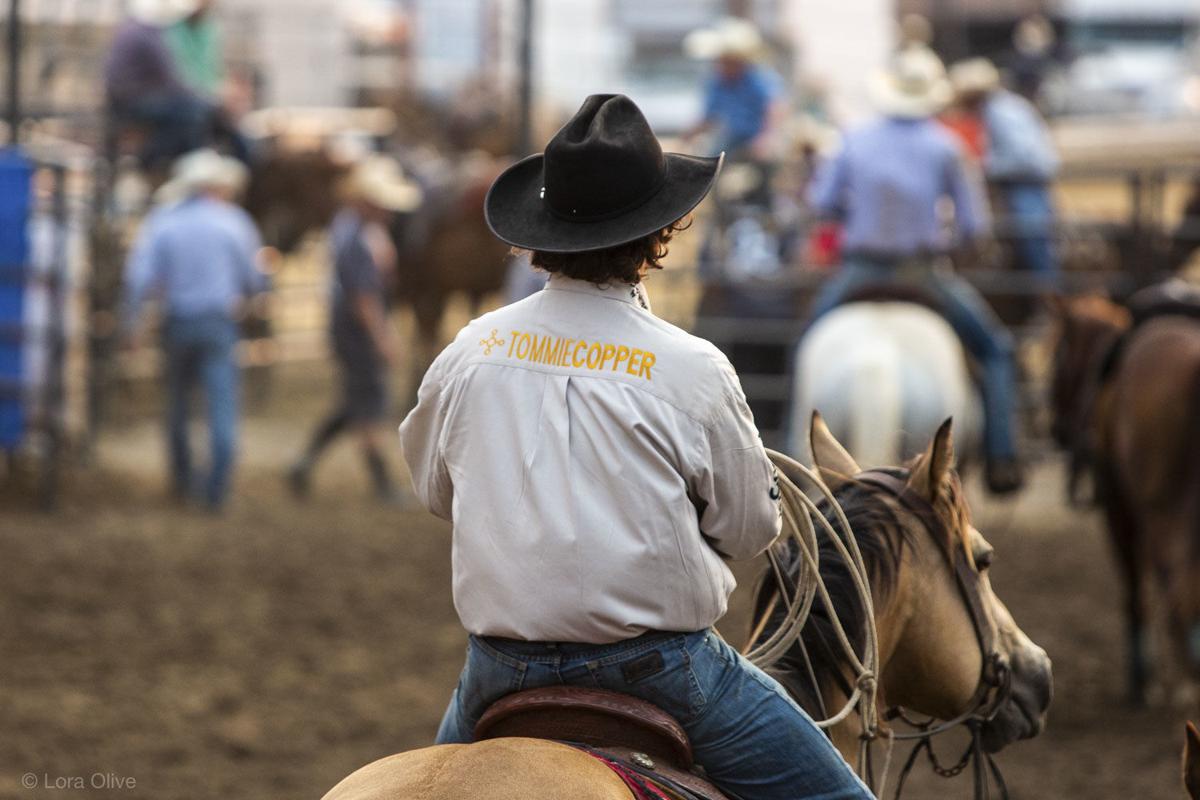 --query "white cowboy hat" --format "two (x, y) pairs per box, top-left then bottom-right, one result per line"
(684, 17), (765, 61)
(128, 0), (199, 26)
(869, 46), (953, 119)
(343, 155), (423, 213)
(154, 148), (248, 205)
(949, 58), (1002, 97)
